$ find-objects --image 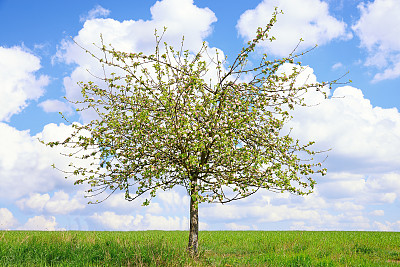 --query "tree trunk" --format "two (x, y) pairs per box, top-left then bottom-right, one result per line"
(188, 178), (199, 255)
